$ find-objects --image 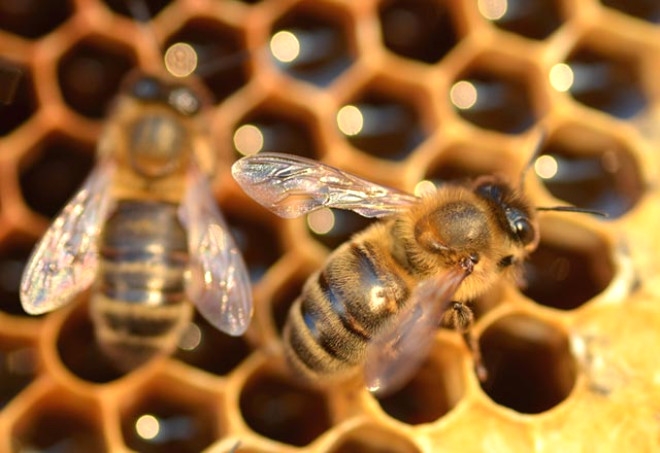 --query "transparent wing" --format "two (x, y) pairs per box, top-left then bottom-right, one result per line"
(364, 266), (469, 396)
(20, 161), (115, 315)
(231, 153), (418, 218)
(180, 164), (253, 336)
